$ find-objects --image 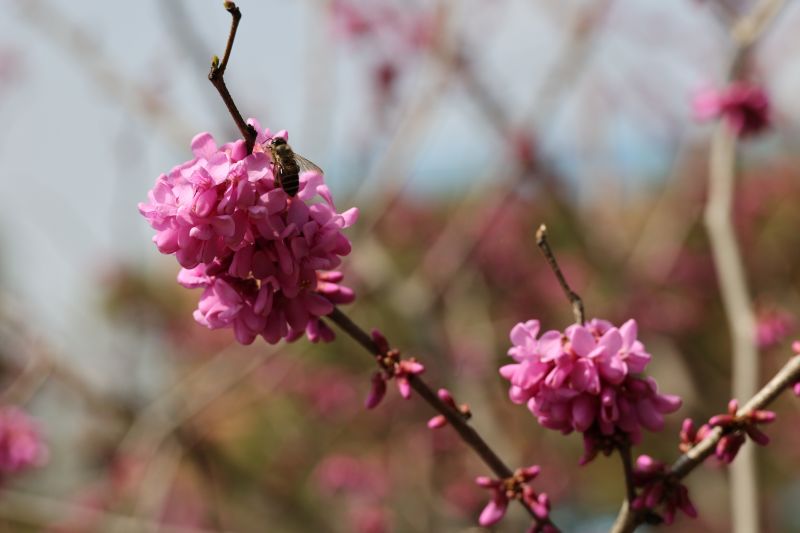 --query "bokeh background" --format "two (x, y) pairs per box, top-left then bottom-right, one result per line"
(1, 0), (800, 531)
